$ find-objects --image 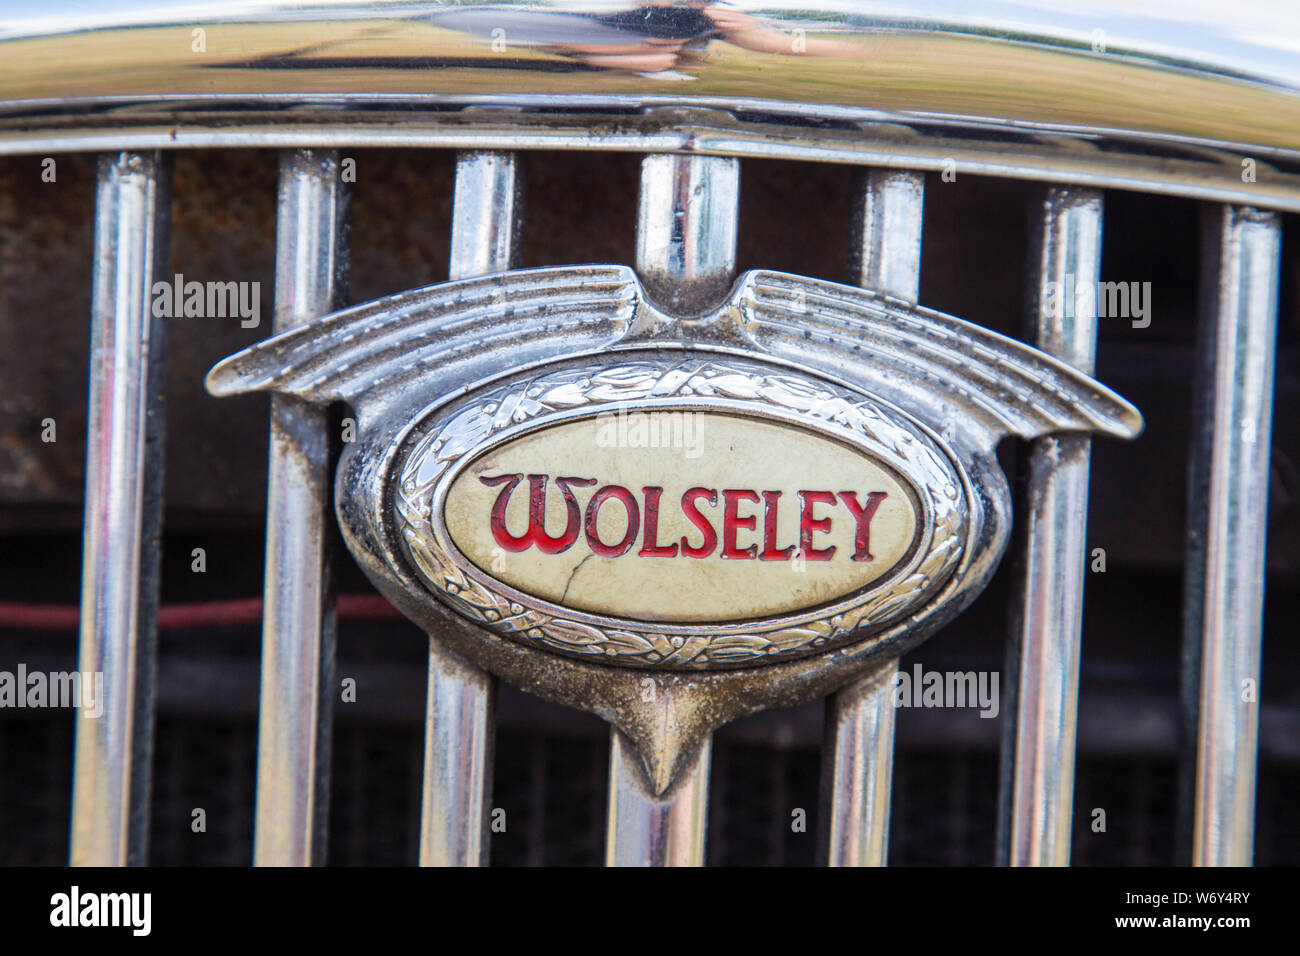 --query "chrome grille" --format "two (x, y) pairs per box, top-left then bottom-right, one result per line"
(0, 141), (1279, 868)
(0, 3), (1296, 869)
